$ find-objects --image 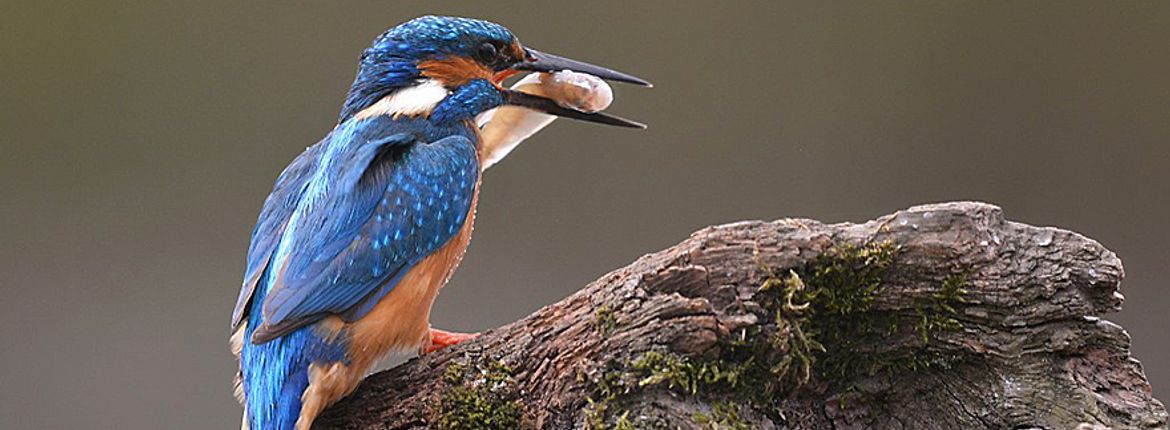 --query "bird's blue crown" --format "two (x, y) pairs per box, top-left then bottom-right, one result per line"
(339, 16), (517, 122)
